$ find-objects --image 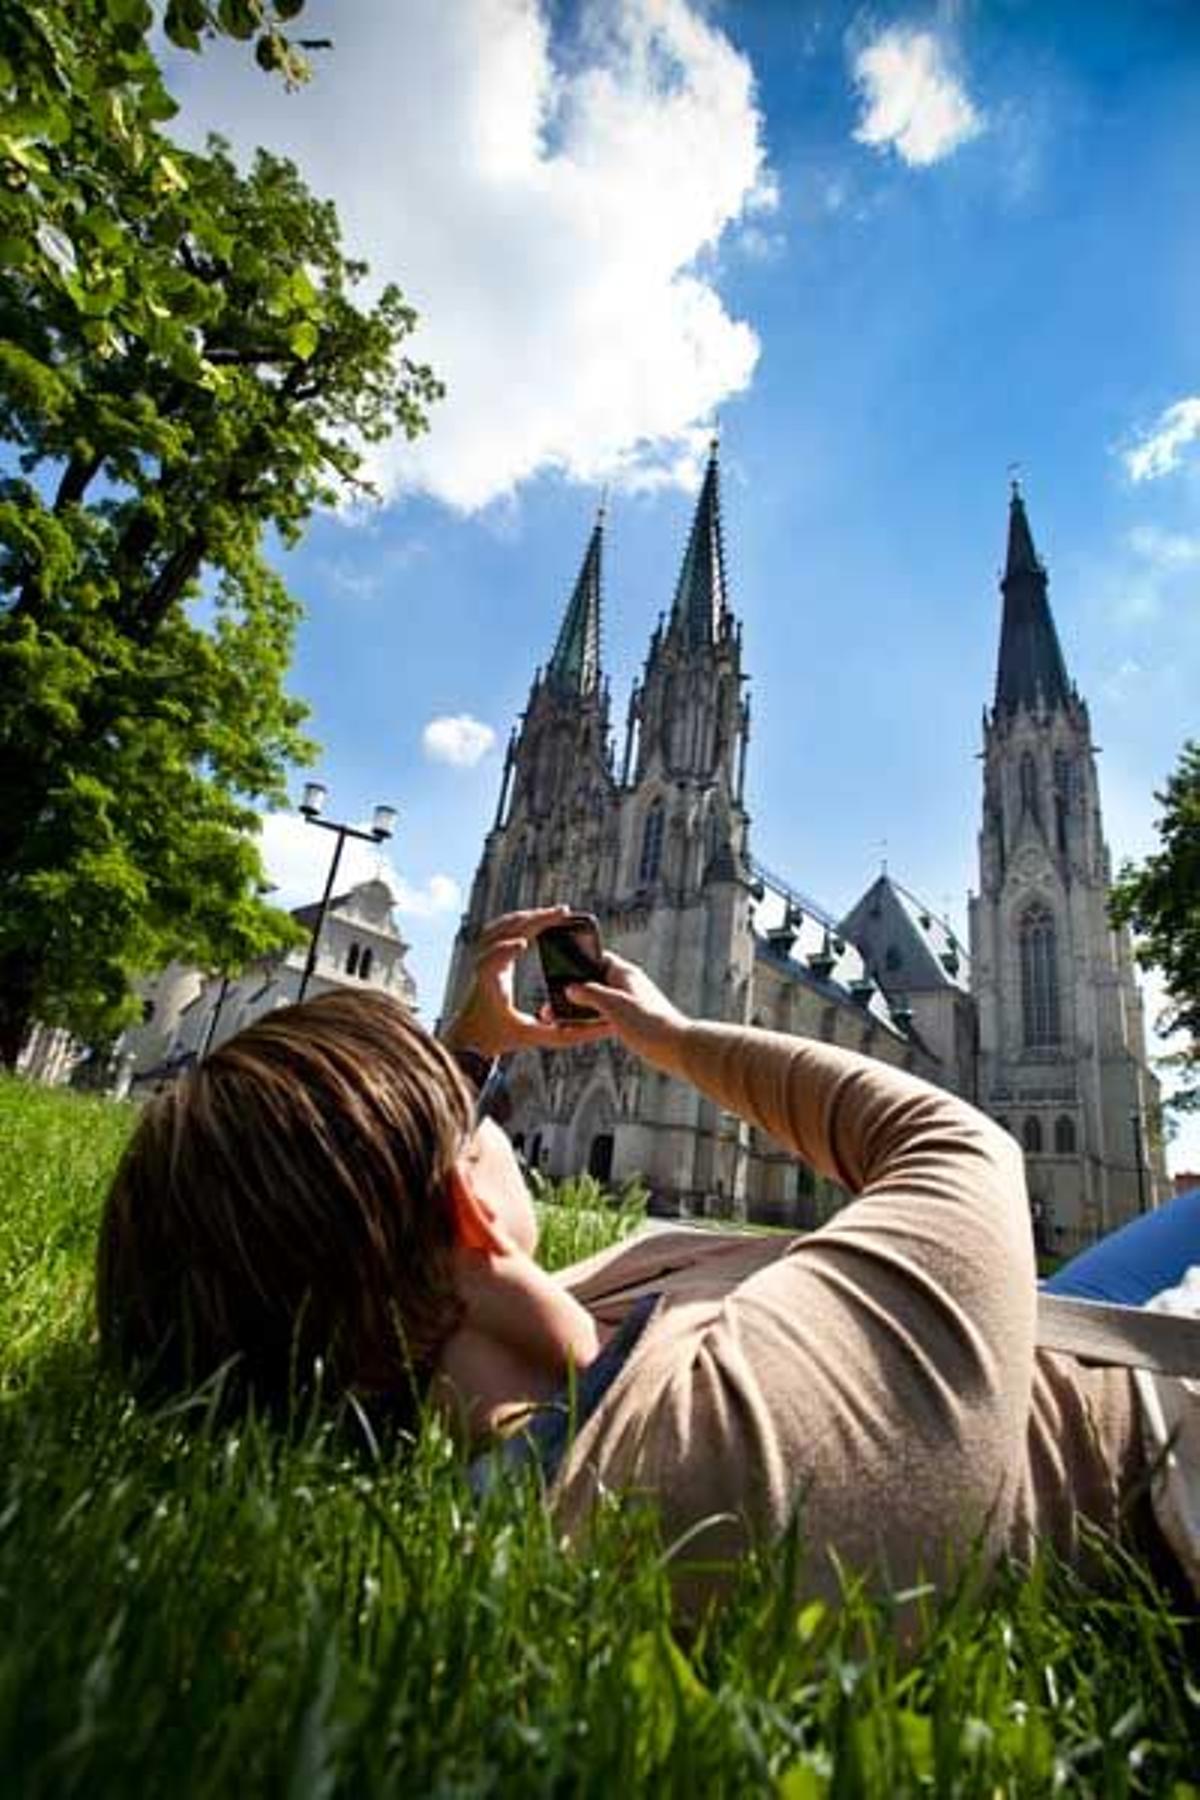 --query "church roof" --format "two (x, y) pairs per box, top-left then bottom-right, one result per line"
(839, 874), (970, 994)
(994, 484), (1072, 714)
(669, 440), (727, 648)
(750, 866), (913, 1037)
(547, 508), (603, 697)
